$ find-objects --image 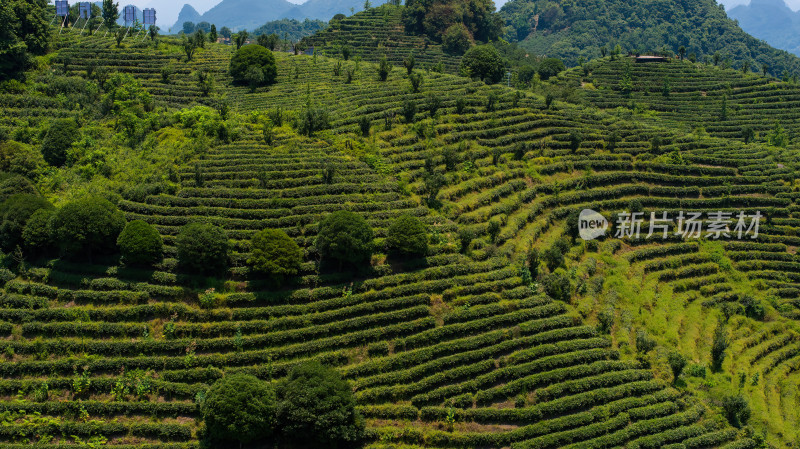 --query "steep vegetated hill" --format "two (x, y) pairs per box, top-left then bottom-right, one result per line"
(499, 0), (800, 77)
(4, 1), (800, 448)
(302, 4), (463, 73)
